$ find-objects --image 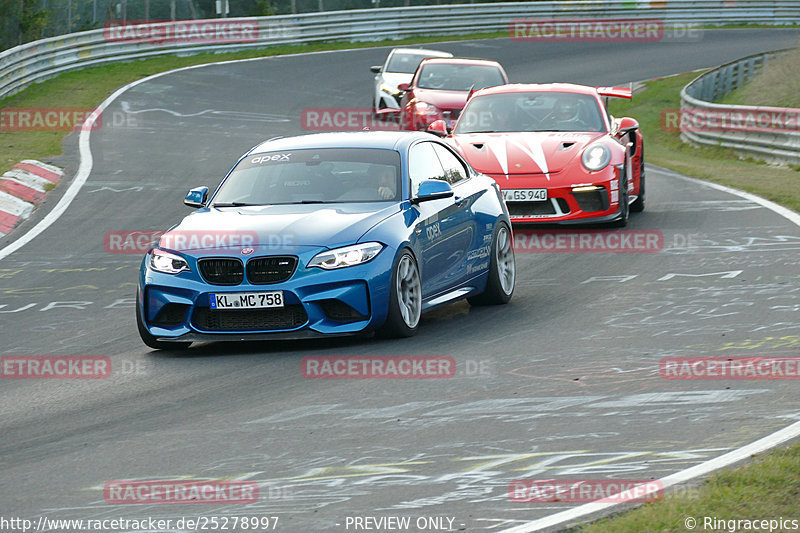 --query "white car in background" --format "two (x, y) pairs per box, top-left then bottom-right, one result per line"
(370, 47), (453, 114)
